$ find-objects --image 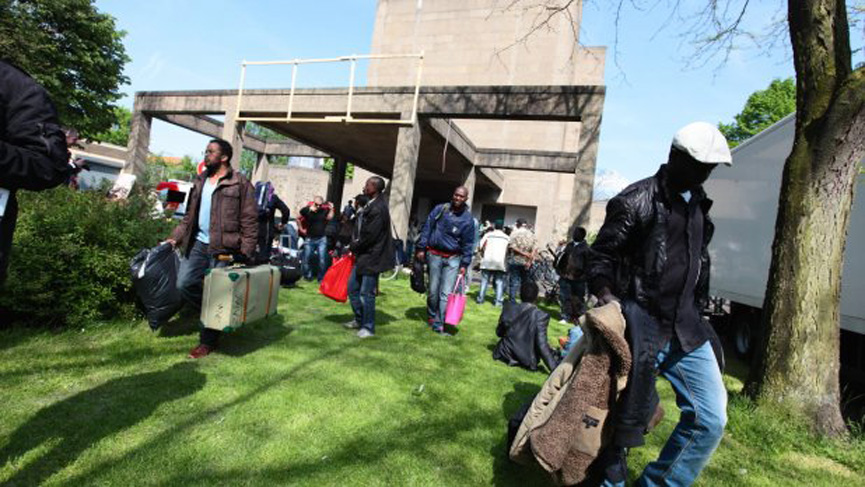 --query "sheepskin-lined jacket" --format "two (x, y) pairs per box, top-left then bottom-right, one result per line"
(509, 302), (631, 486)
